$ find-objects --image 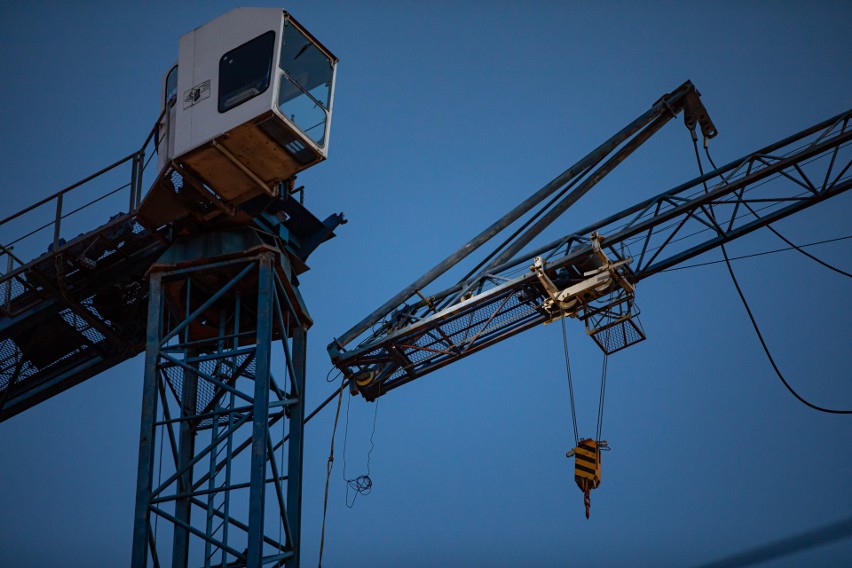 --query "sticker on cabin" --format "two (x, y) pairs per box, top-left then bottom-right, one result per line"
(183, 80), (211, 109)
